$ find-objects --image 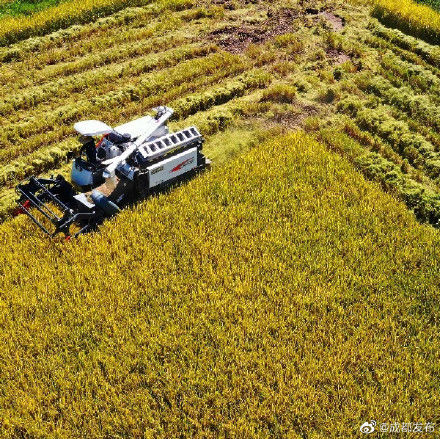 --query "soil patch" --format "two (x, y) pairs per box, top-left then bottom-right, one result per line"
(305, 8), (345, 31)
(327, 49), (351, 64)
(265, 104), (319, 129)
(209, 8), (298, 53)
(320, 11), (345, 31)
